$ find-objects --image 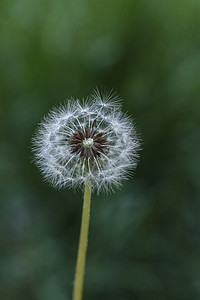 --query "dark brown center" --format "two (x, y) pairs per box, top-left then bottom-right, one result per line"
(68, 119), (107, 158)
